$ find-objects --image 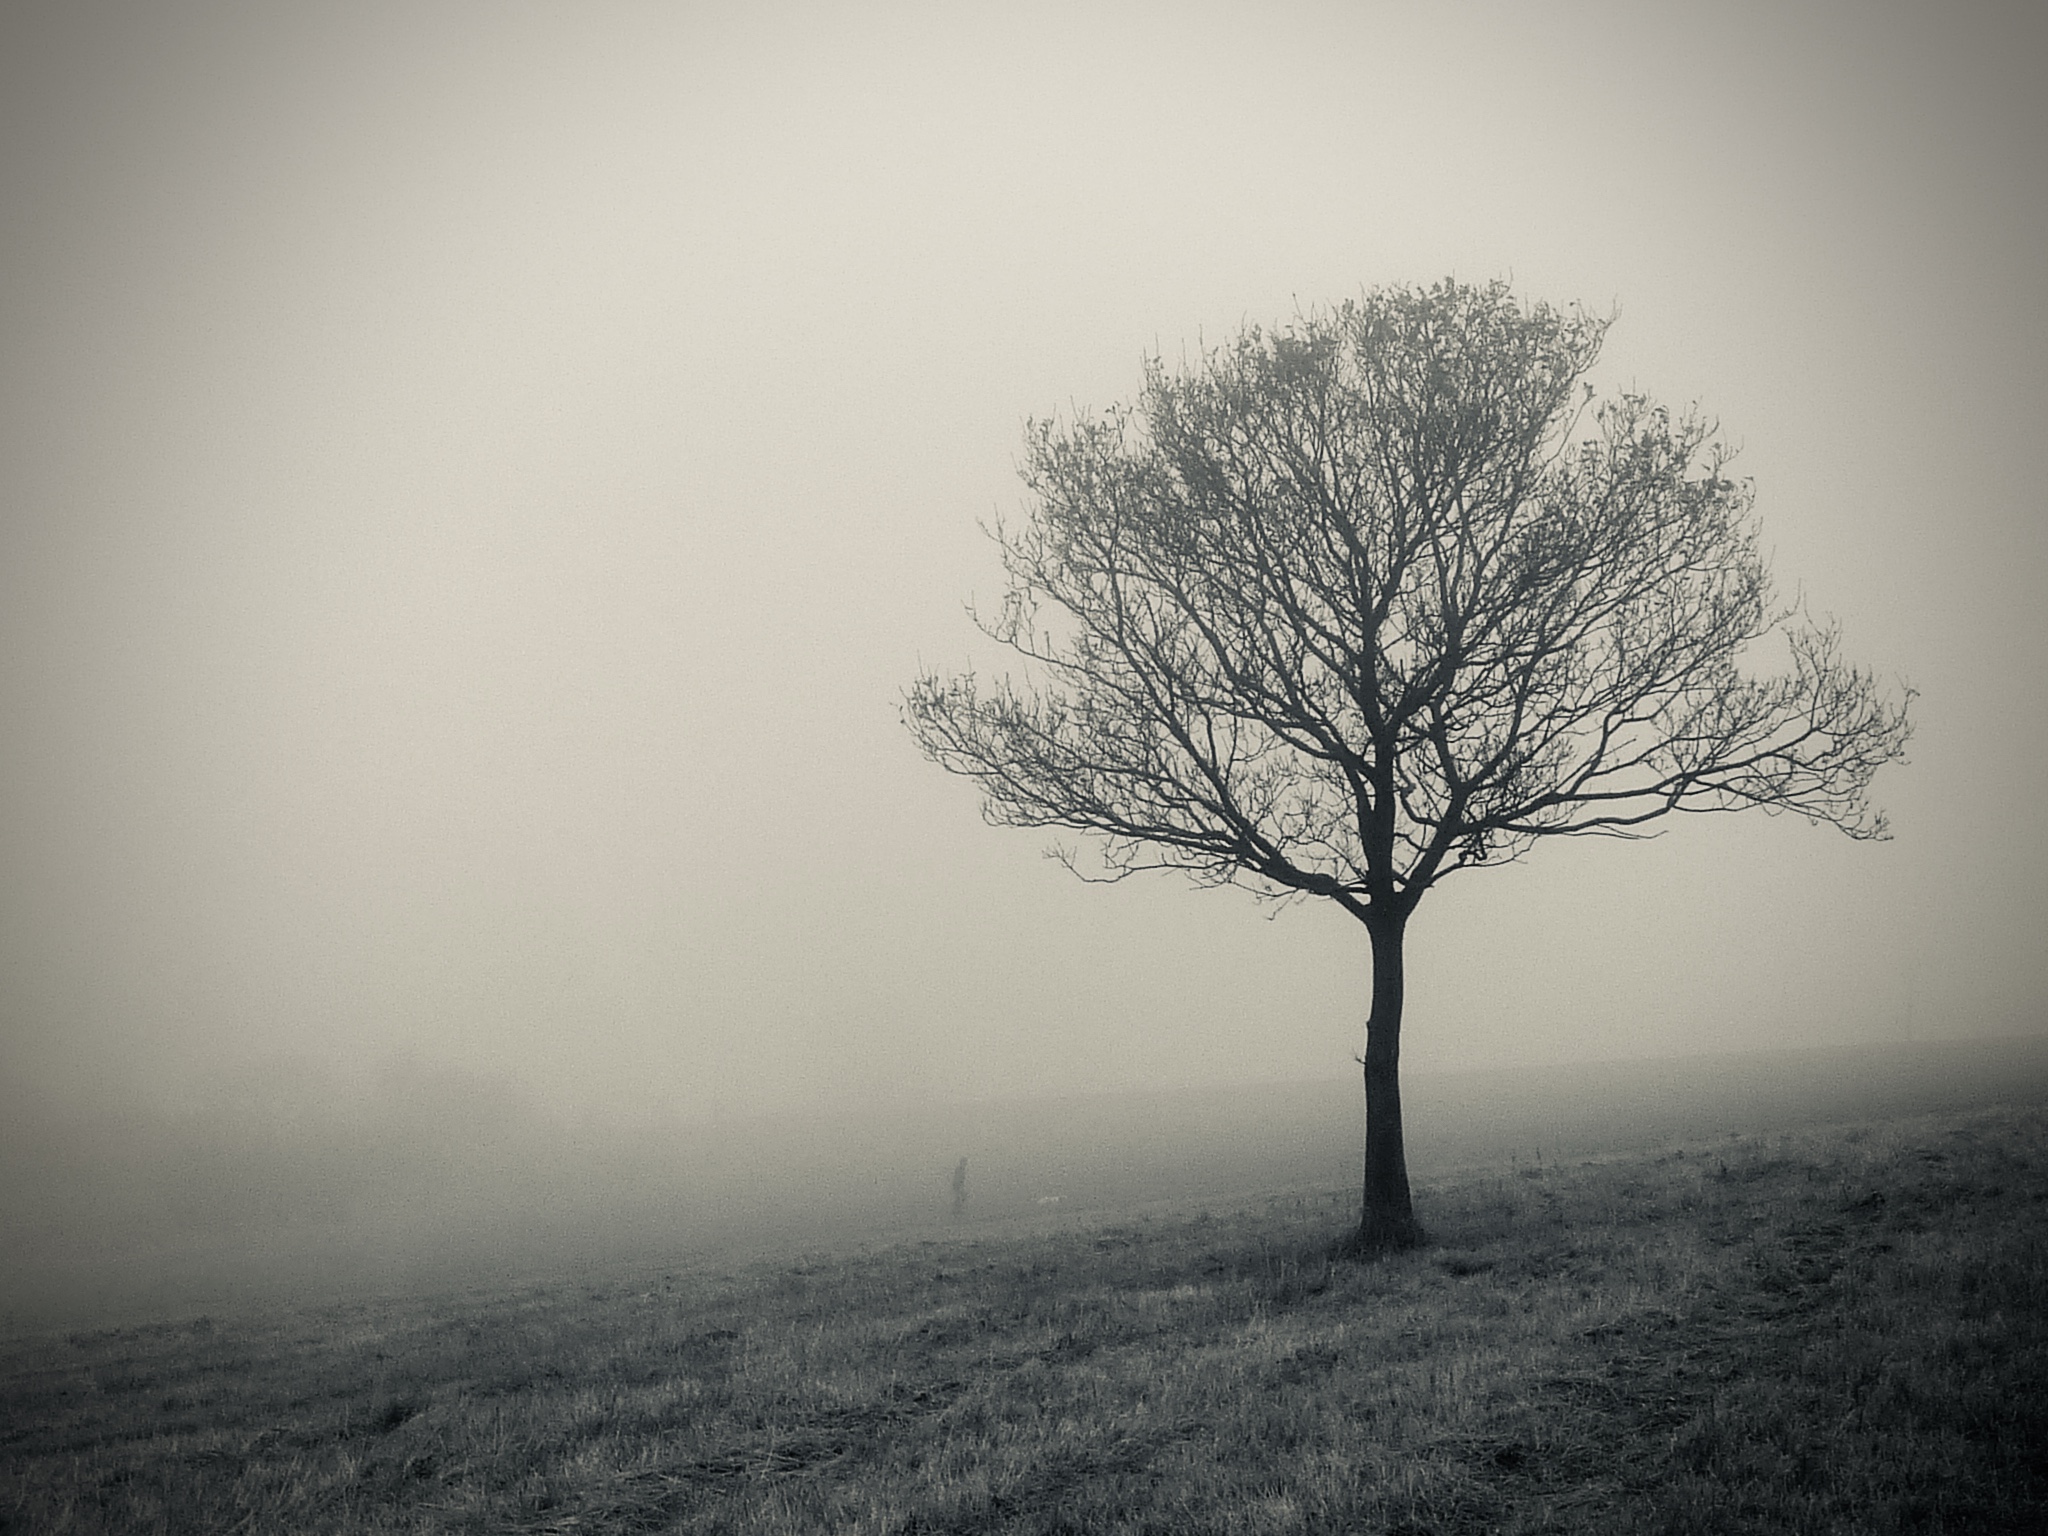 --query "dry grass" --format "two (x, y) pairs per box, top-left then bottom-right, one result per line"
(4, 1103), (2045, 1534)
